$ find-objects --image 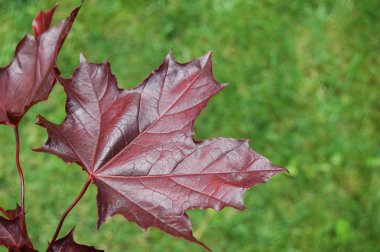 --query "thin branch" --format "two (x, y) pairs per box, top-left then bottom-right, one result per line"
(47, 175), (92, 251)
(13, 125), (29, 239)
